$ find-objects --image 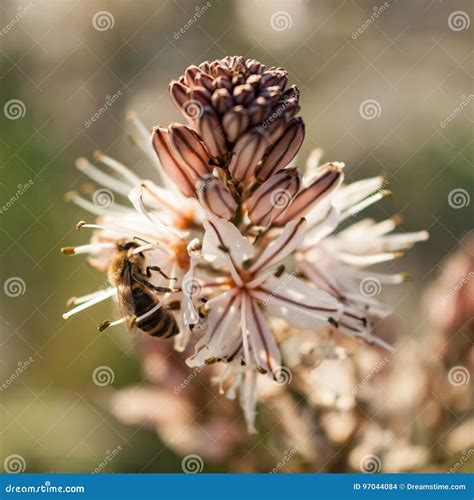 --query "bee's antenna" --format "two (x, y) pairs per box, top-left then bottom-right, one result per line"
(133, 236), (152, 245)
(132, 236), (169, 255)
